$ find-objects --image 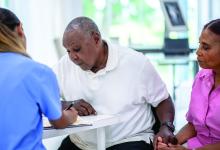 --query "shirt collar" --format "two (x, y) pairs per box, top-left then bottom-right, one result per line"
(198, 69), (213, 79)
(86, 39), (119, 77)
(198, 69), (214, 85)
(104, 39), (118, 72)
